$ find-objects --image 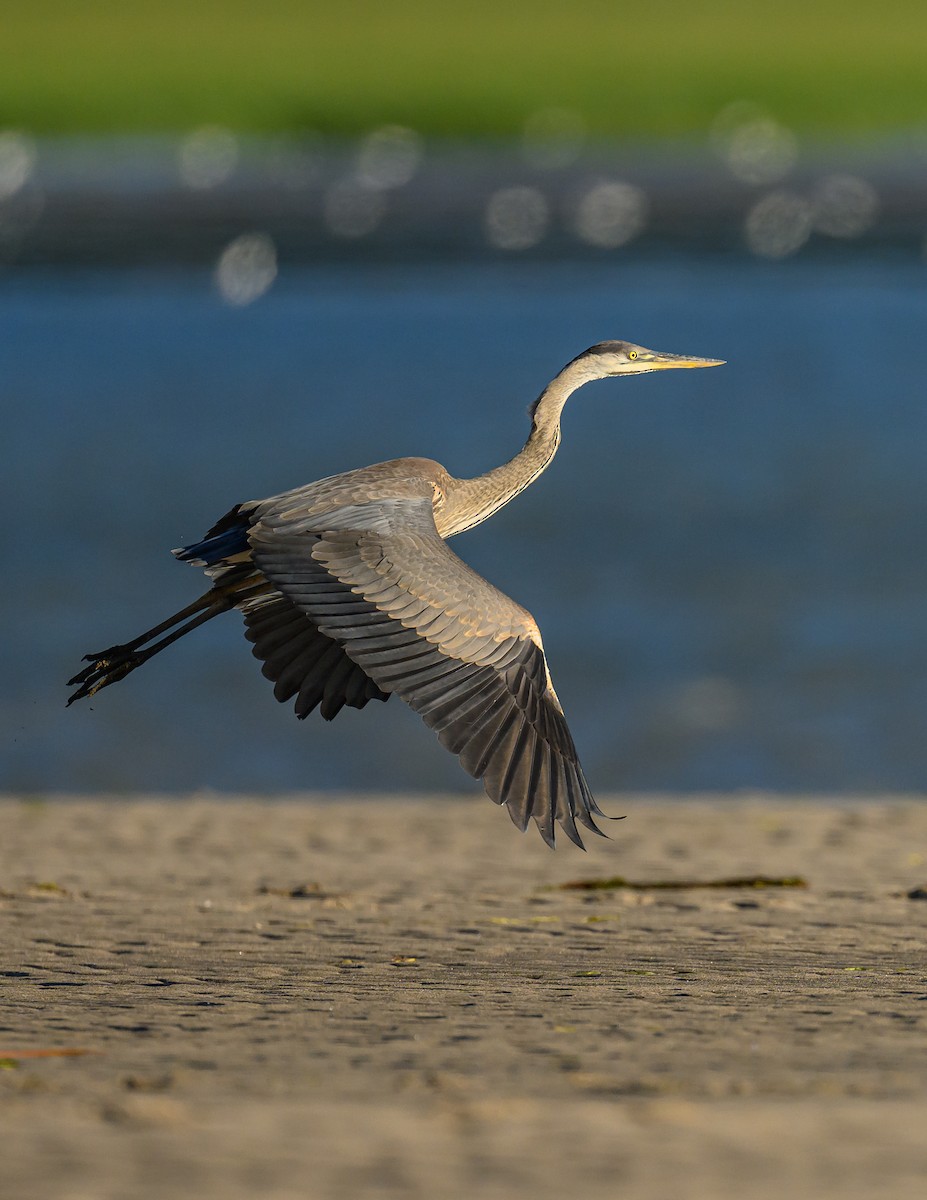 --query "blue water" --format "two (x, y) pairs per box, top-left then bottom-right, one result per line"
(4, 255), (927, 795)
